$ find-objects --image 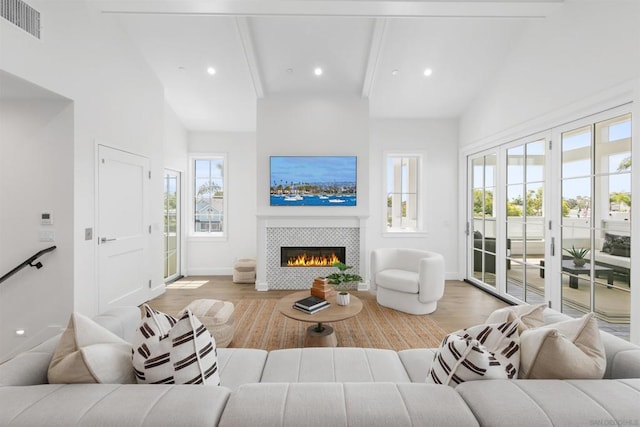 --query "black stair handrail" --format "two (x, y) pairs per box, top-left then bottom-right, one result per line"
(0, 245), (57, 285)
